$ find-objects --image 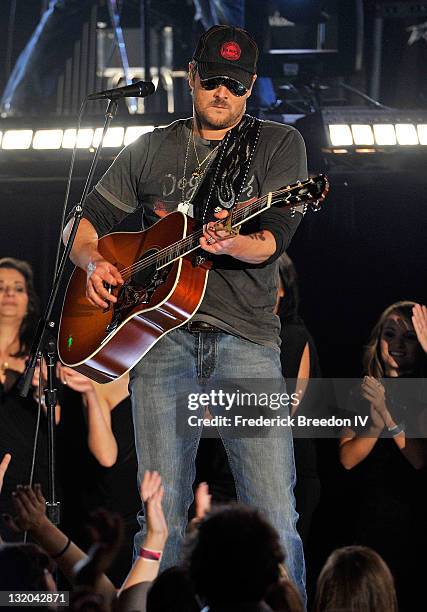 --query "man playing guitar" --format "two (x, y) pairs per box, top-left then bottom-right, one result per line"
(63, 25), (308, 603)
